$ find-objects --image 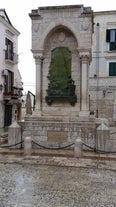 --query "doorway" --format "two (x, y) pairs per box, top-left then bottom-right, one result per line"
(4, 101), (12, 127)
